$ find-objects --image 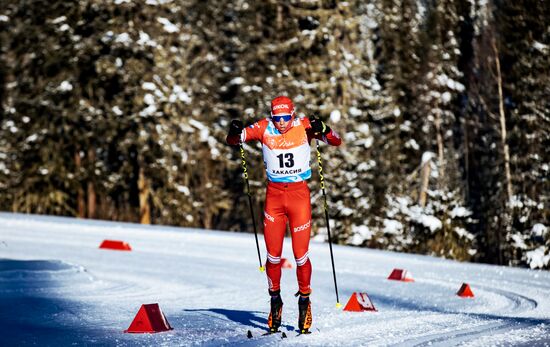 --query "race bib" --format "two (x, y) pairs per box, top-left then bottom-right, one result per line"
(262, 120), (312, 182)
